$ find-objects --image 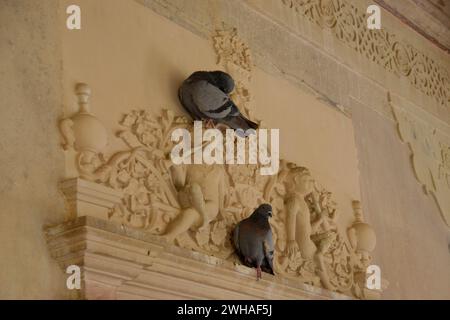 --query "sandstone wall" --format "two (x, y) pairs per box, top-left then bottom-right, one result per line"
(0, 0), (69, 299)
(1, 0), (449, 299)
